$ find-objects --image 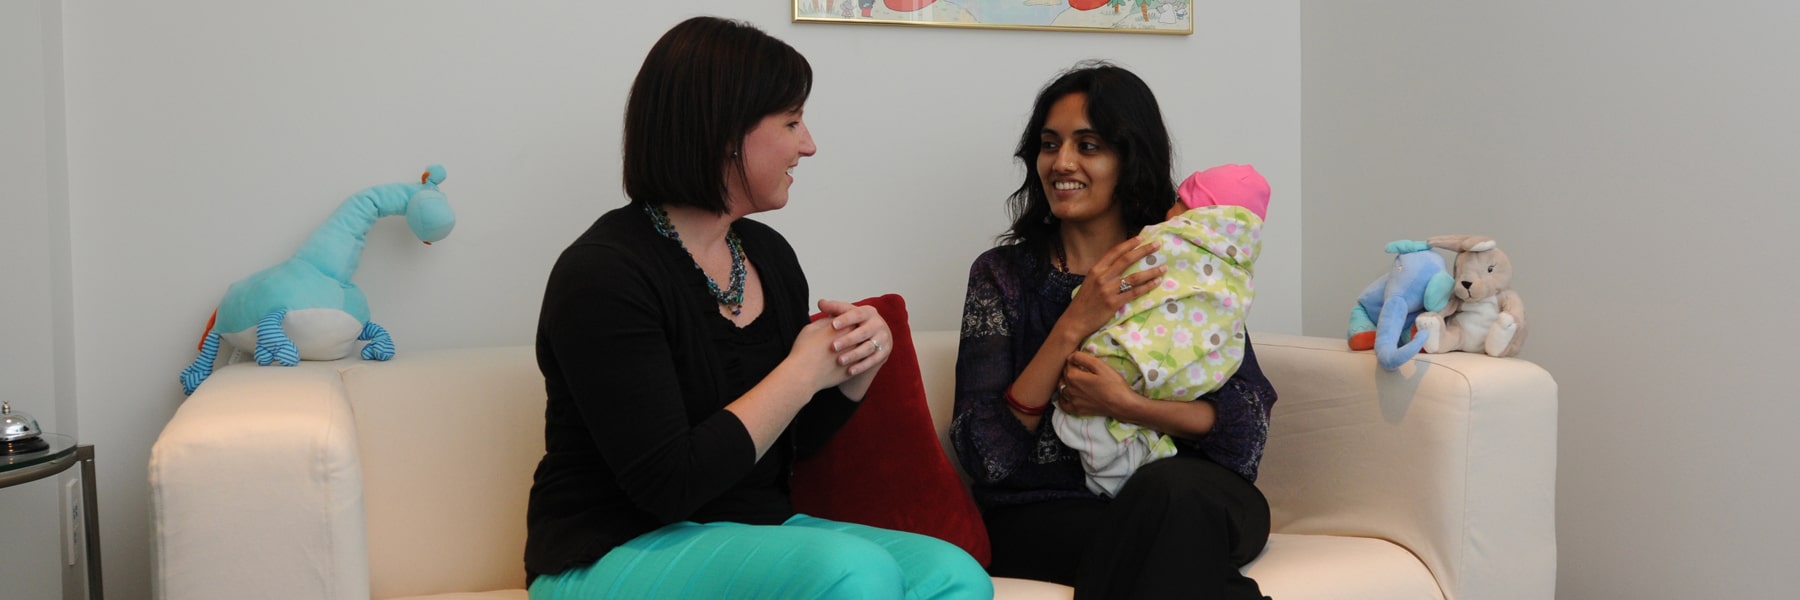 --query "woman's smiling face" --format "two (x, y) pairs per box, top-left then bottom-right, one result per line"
(731, 106), (817, 214)
(1036, 92), (1120, 224)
